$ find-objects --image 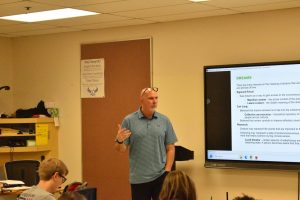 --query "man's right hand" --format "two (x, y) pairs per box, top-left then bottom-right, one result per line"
(116, 124), (131, 143)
